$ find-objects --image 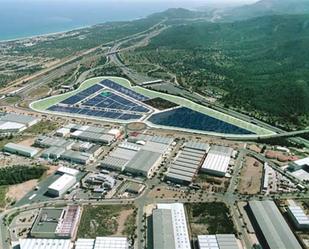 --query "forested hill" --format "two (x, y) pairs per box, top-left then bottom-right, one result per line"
(223, 0), (309, 21)
(137, 14), (309, 128)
